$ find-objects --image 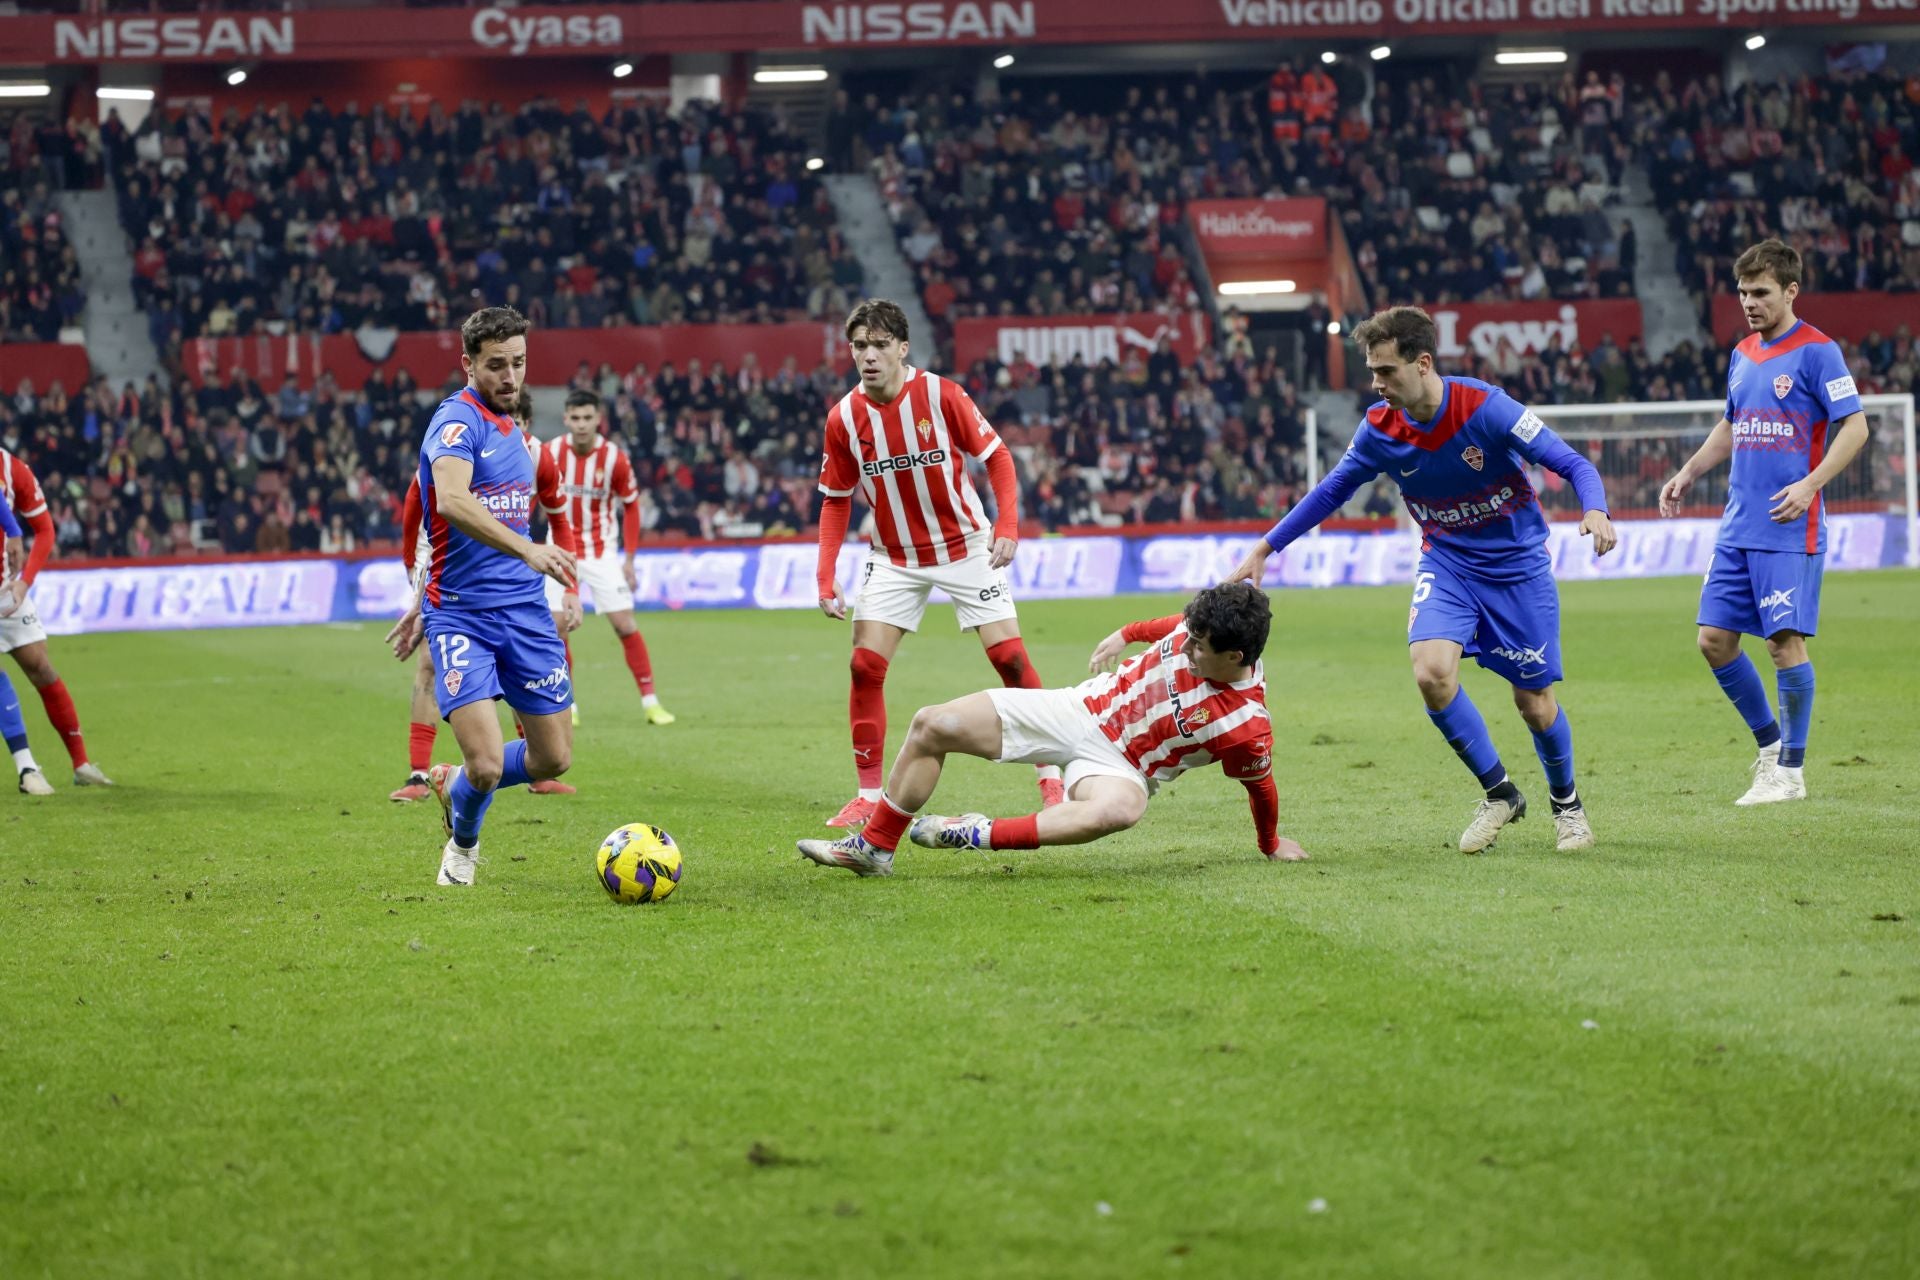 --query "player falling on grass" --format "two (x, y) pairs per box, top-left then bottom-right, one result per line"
(540, 389), (675, 728)
(816, 298), (1062, 828)
(1658, 239), (1869, 806)
(0, 484), (54, 795)
(0, 447), (113, 790)
(392, 395), (582, 801)
(1227, 305), (1617, 854)
(384, 306), (577, 886)
(796, 583), (1307, 876)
